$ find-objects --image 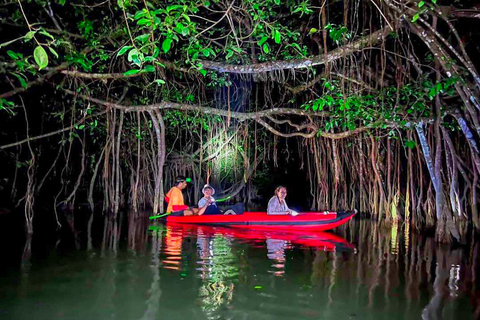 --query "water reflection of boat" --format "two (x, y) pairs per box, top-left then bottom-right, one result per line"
(167, 210), (356, 231)
(165, 222), (354, 251)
